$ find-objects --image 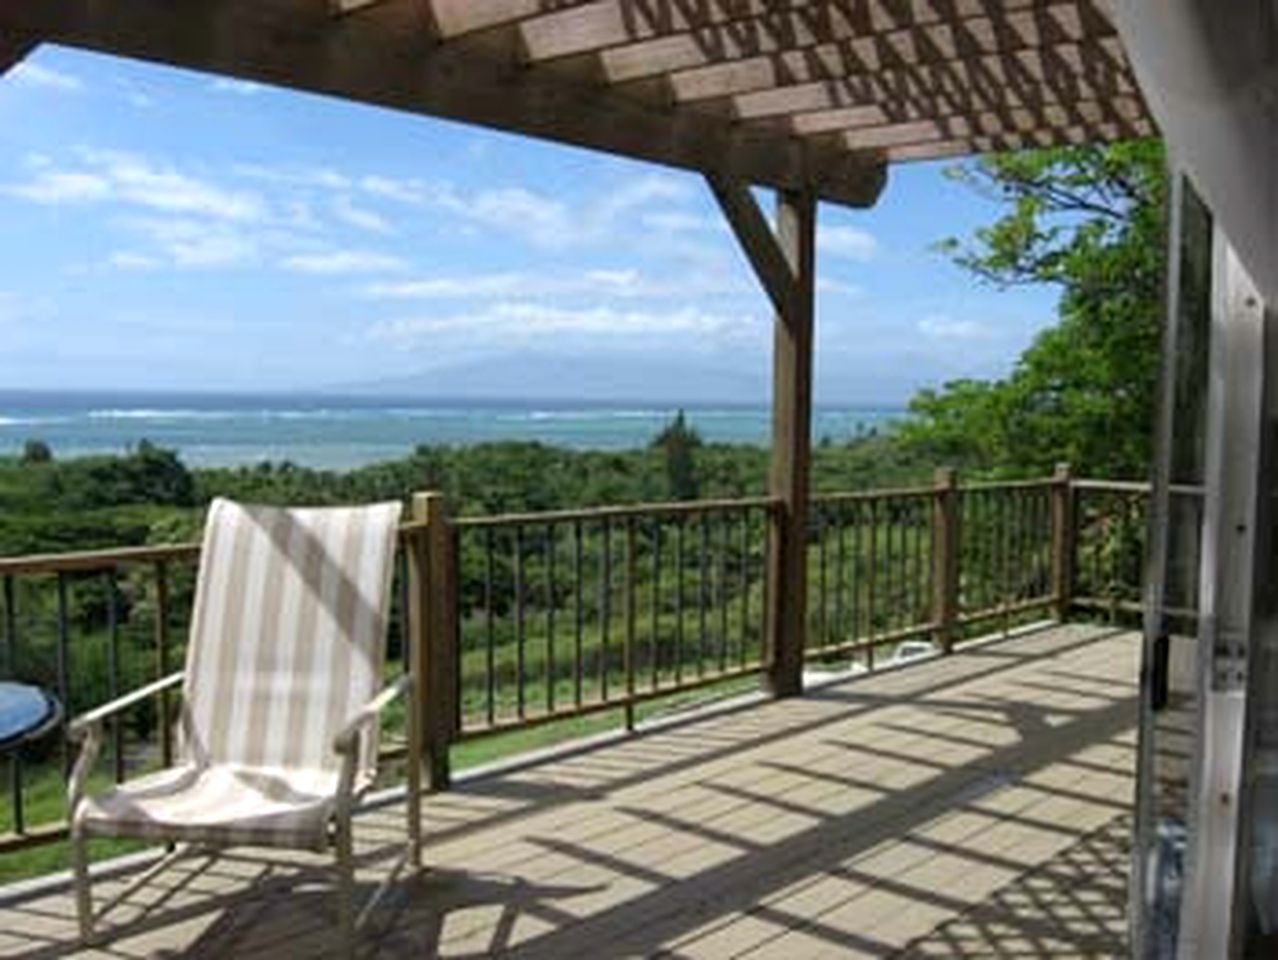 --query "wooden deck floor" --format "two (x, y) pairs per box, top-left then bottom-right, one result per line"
(0, 623), (1138, 958)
